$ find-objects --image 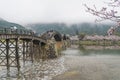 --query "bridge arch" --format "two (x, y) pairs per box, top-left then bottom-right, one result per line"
(51, 31), (62, 41)
(40, 30), (63, 58)
(40, 30), (62, 41)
